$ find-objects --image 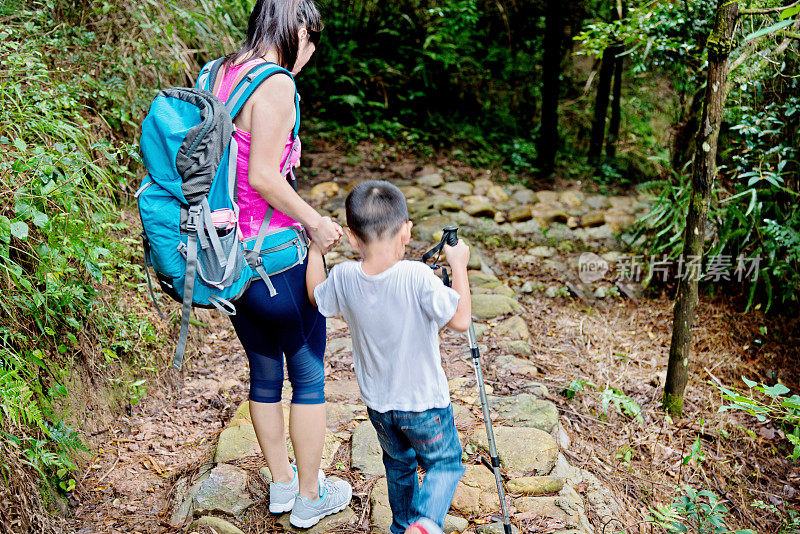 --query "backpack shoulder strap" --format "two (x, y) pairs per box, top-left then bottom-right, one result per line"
(196, 58), (225, 92)
(225, 63), (300, 139)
